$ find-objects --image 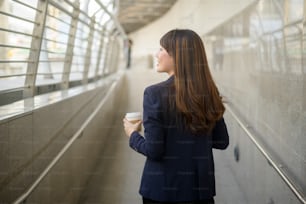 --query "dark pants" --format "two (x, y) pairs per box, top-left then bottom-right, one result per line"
(143, 197), (215, 204)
